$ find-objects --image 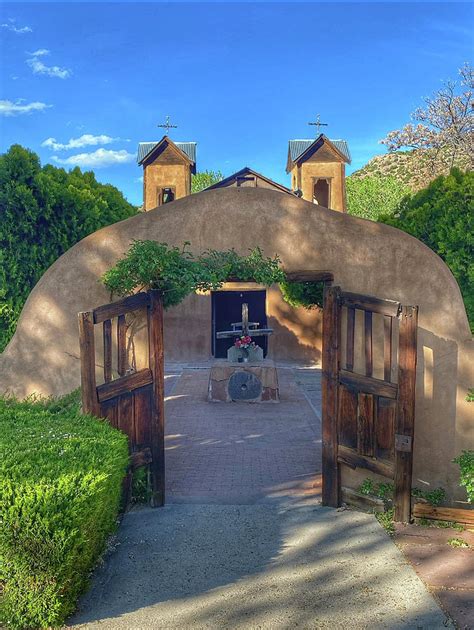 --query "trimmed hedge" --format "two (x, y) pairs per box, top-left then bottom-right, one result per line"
(0, 394), (129, 629)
